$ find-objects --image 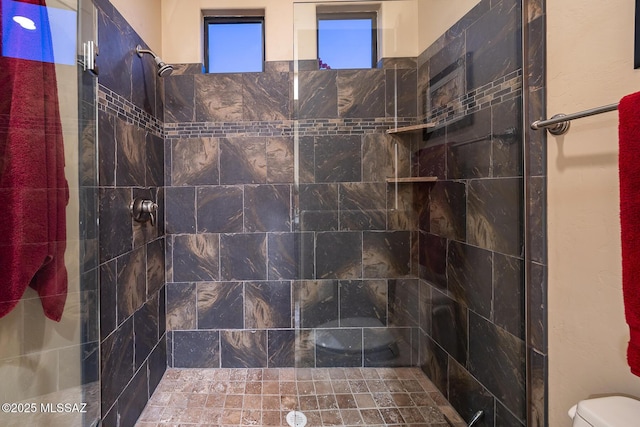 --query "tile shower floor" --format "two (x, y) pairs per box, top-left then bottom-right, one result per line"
(135, 367), (466, 427)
